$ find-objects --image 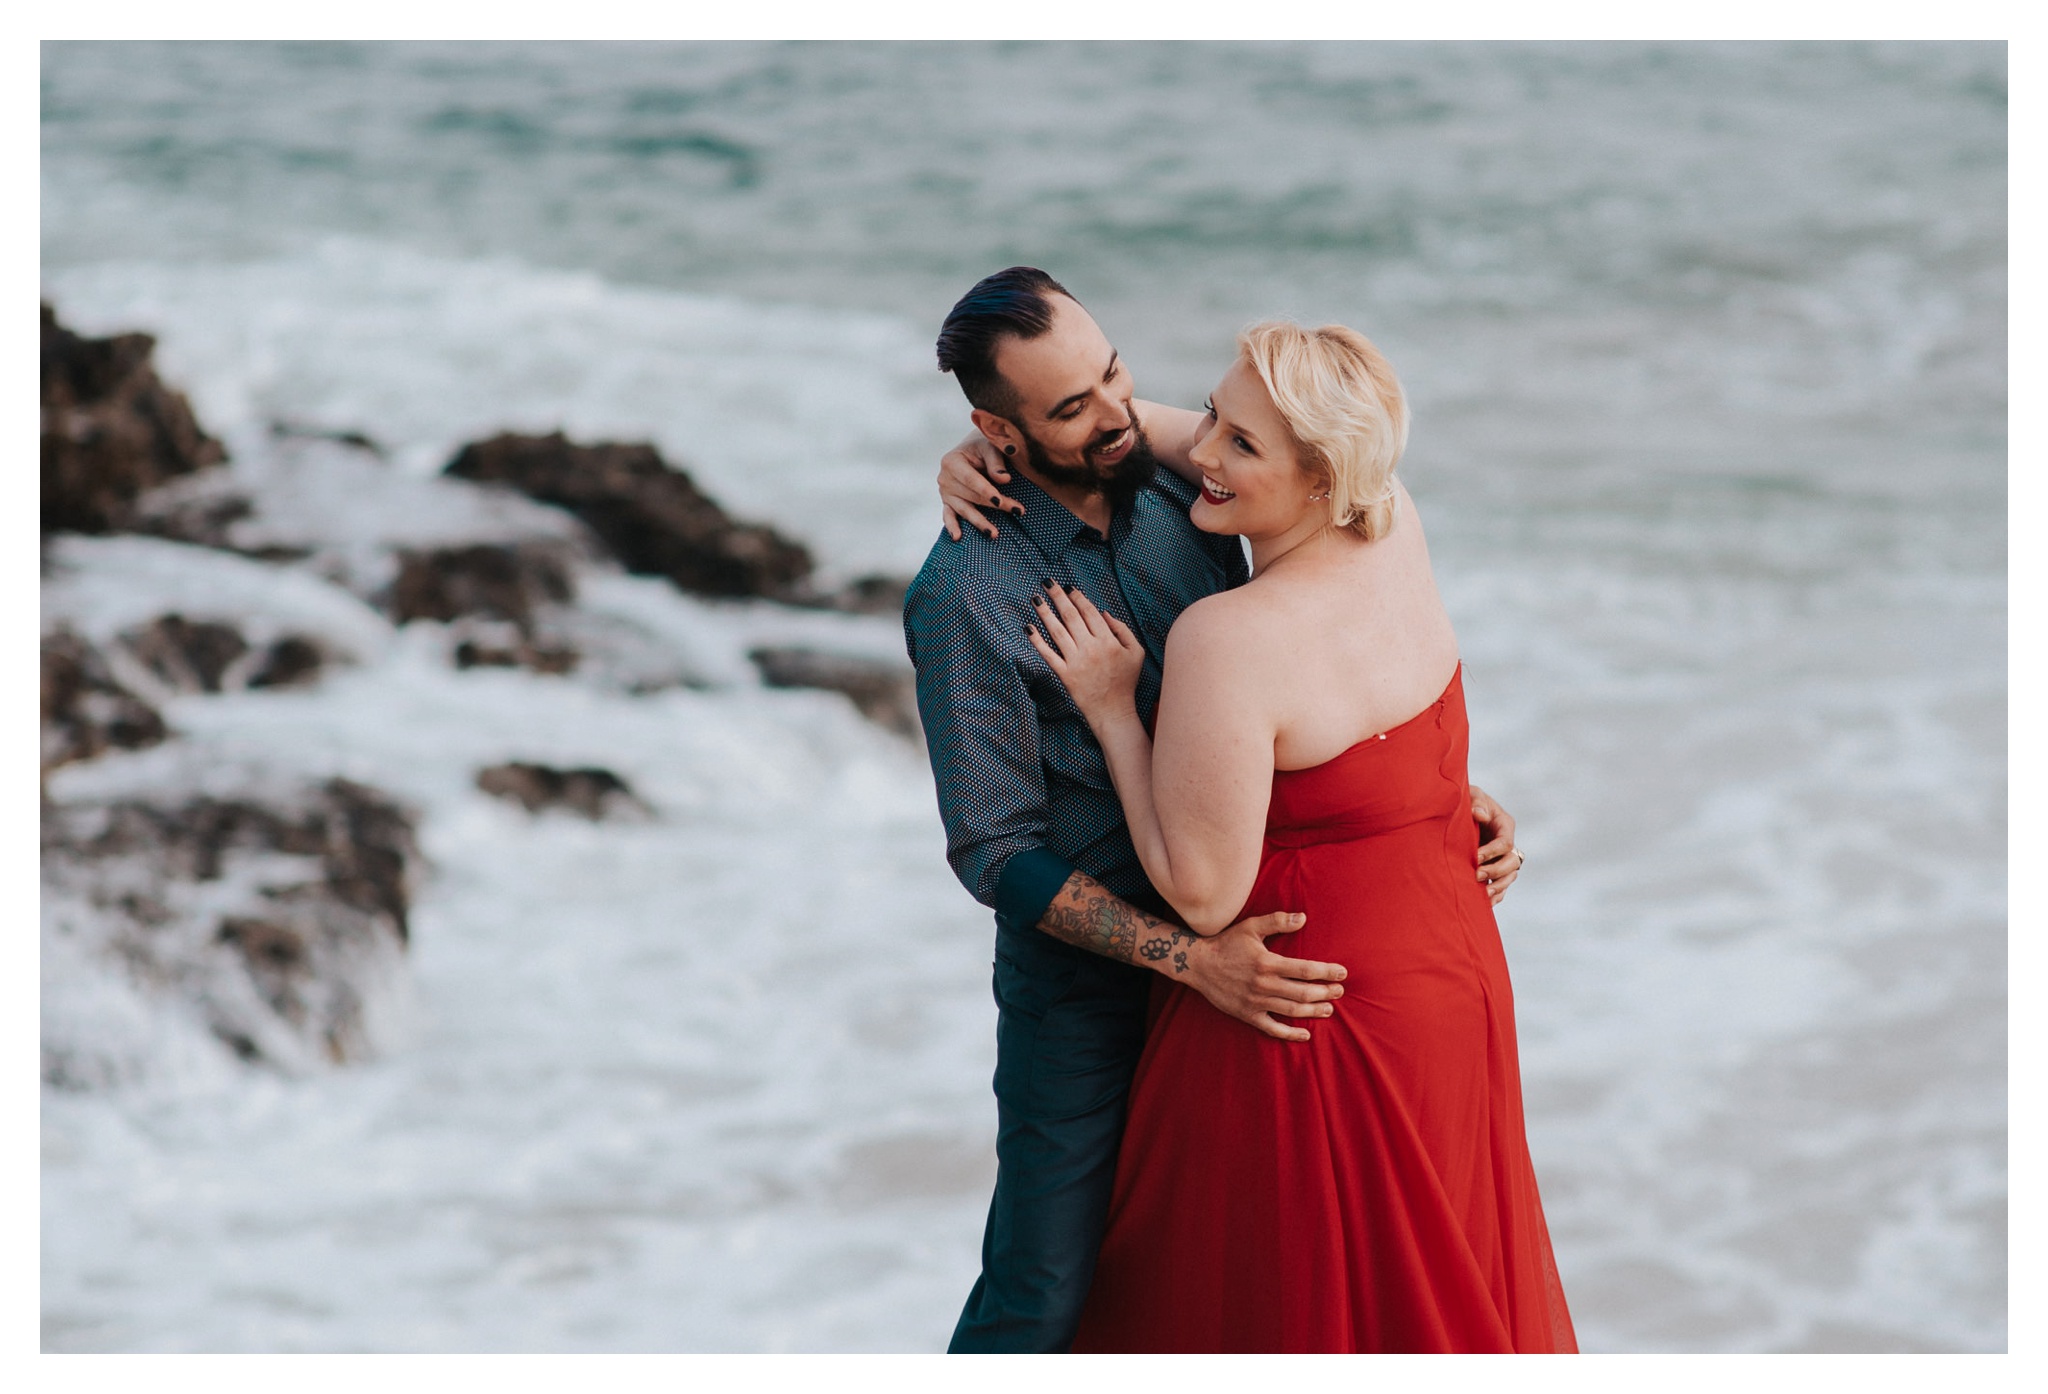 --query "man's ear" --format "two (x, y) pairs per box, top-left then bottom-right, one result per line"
(970, 409), (1023, 458)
